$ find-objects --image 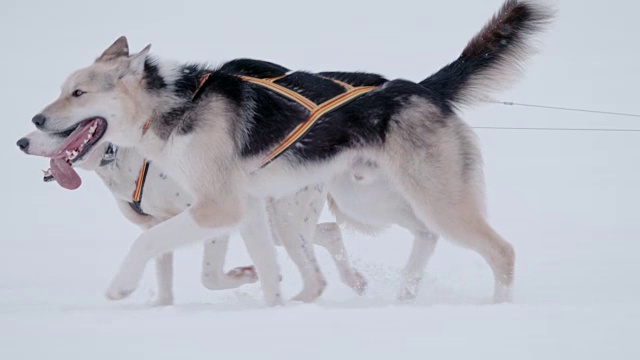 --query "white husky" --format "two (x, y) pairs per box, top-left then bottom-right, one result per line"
(18, 132), (367, 304)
